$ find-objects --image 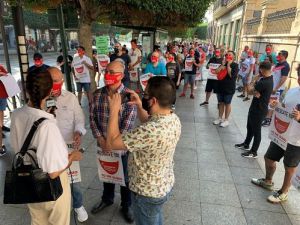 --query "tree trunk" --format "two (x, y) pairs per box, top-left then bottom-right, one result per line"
(78, 15), (93, 58)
